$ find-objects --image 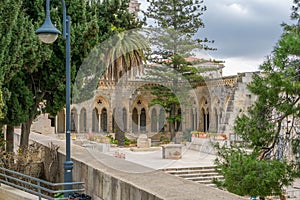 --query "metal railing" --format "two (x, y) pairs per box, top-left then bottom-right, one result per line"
(0, 167), (85, 200)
